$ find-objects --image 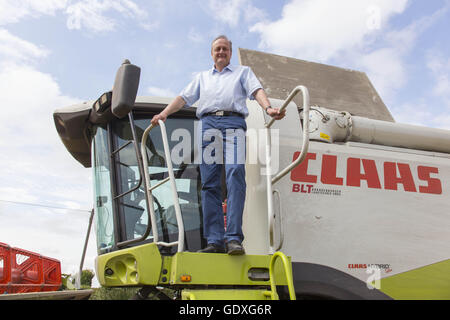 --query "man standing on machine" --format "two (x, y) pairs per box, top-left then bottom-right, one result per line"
(151, 35), (285, 255)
